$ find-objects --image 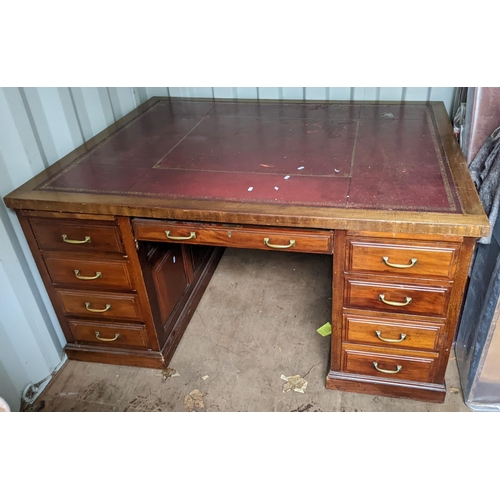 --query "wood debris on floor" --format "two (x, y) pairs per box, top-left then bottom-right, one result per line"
(184, 390), (207, 412)
(281, 374), (308, 393)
